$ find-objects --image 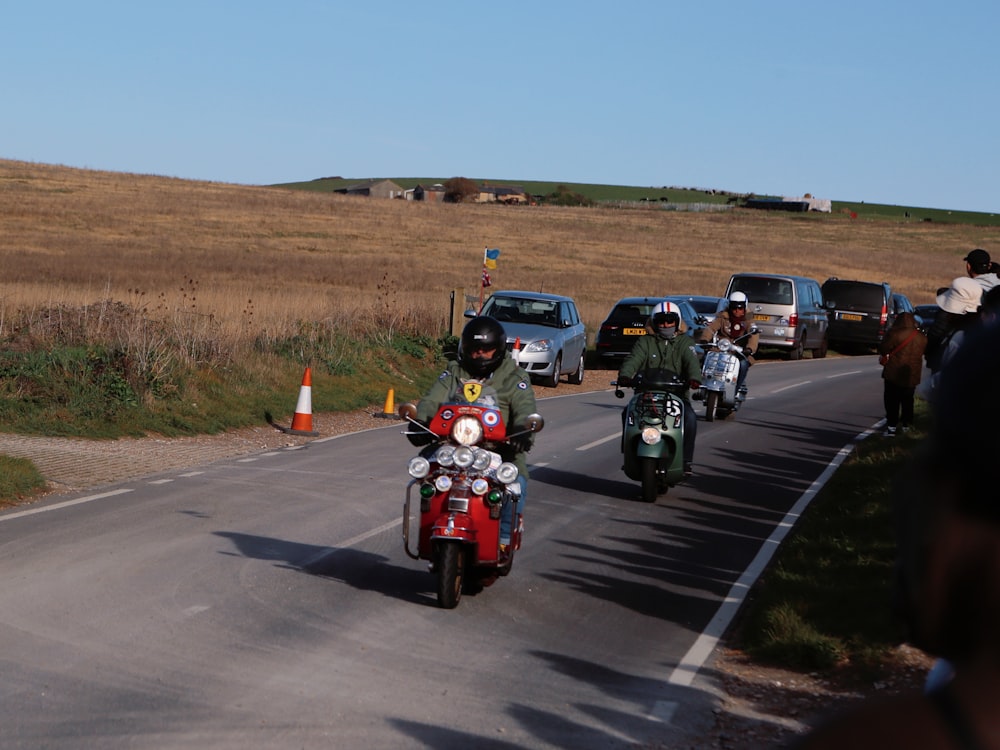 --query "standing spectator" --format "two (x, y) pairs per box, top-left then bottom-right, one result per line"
(964, 248), (999, 293)
(924, 277), (980, 374)
(878, 312), (926, 436)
